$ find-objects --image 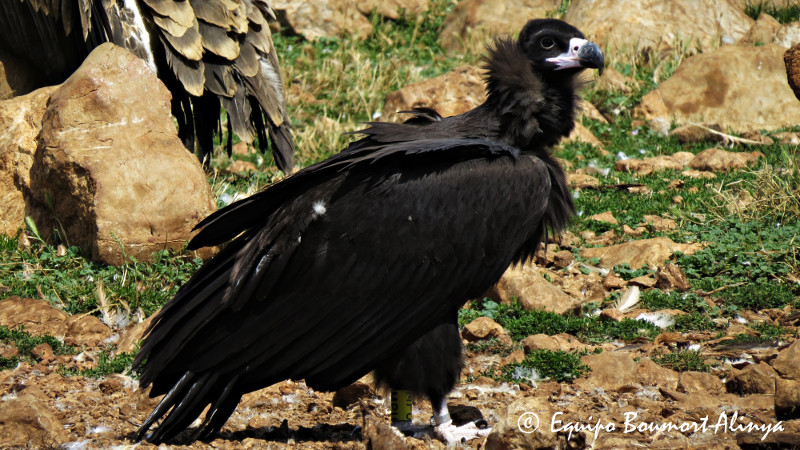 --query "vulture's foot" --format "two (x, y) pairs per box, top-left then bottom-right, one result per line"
(435, 420), (491, 445)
